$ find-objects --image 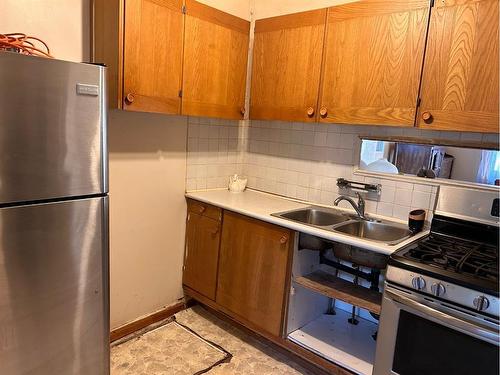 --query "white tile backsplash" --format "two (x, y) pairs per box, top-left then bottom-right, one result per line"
(186, 117), (244, 190)
(186, 117), (495, 222)
(395, 188), (413, 207)
(241, 121), (450, 220)
(411, 190), (431, 209)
